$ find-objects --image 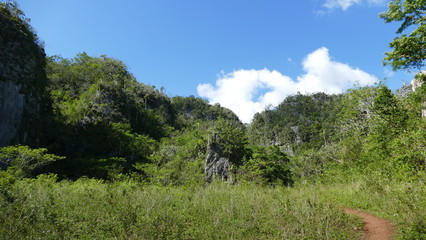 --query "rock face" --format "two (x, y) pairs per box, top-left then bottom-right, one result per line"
(205, 134), (230, 182)
(0, 3), (47, 147)
(411, 71), (426, 118)
(395, 84), (413, 97)
(411, 71), (426, 92)
(0, 81), (25, 146)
